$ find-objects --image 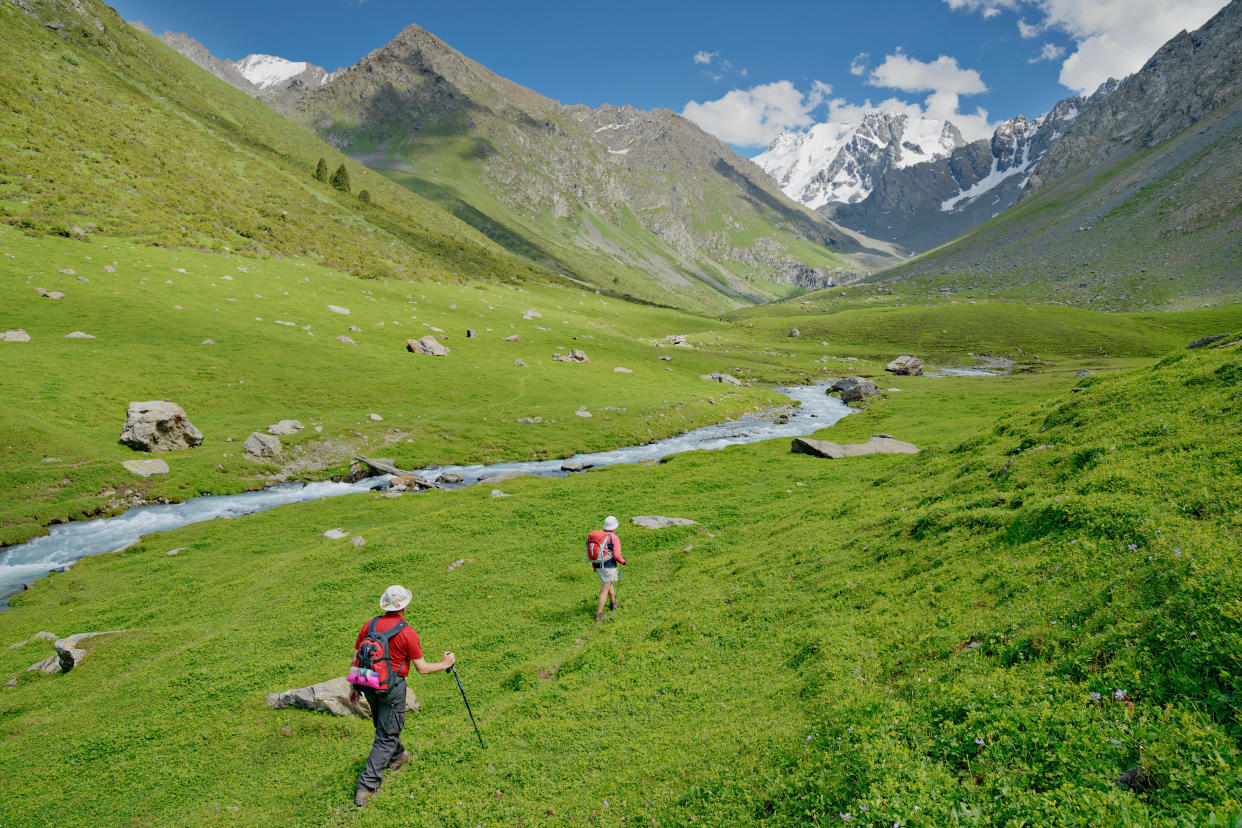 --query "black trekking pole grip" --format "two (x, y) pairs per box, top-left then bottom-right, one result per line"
(450, 665), (485, 750)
